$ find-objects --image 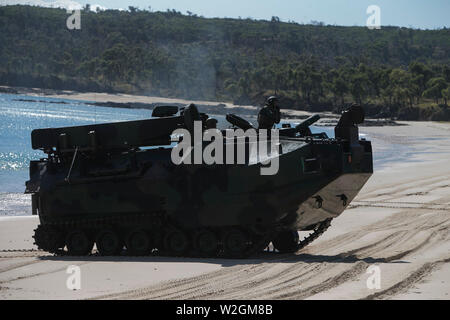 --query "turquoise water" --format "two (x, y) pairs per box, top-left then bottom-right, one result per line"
(0, 93), (153, 192)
